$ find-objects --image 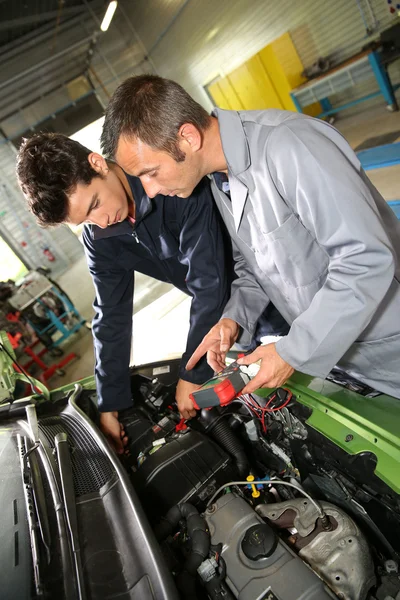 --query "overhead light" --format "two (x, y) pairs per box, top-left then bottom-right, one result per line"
(100, 1), (118, 32)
